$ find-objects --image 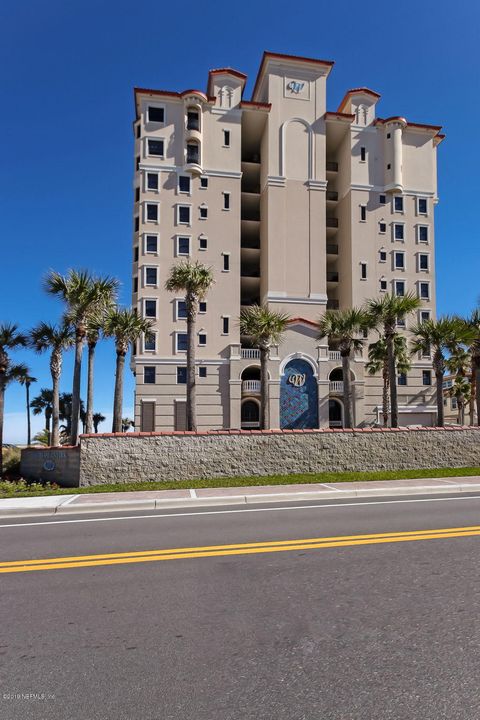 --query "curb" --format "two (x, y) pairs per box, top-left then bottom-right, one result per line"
(2, 483), (480, 519)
